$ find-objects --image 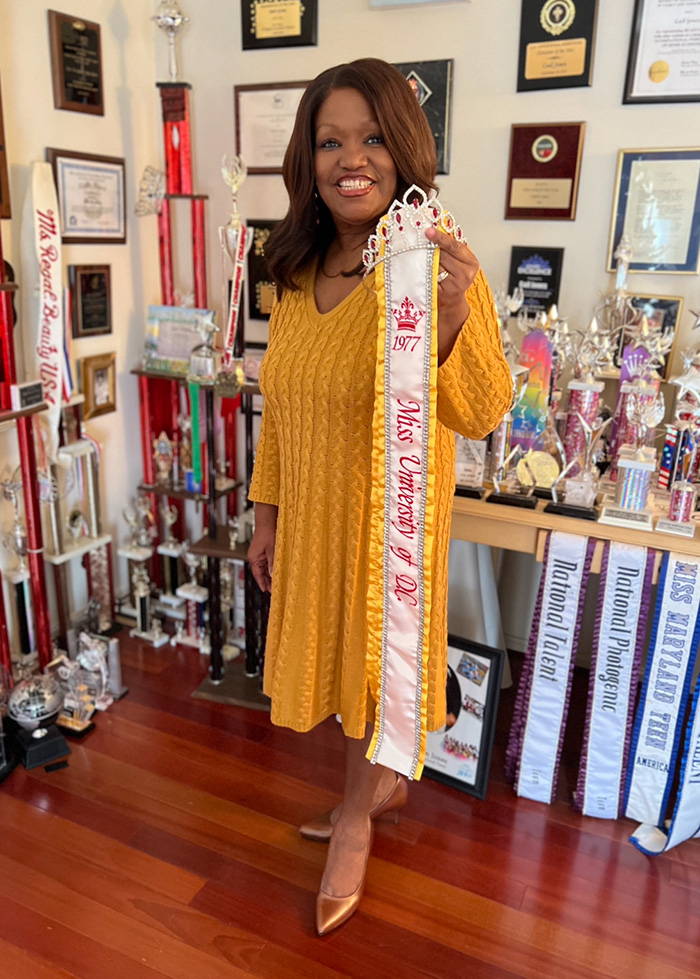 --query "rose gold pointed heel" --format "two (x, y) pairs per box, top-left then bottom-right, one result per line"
(300, 773), (407, 842)
(316, 823), (373, 936)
